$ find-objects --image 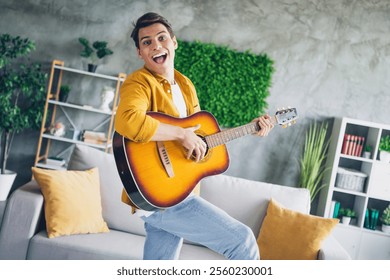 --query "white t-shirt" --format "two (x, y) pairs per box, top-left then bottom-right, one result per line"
(171, 82), (187, 118)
